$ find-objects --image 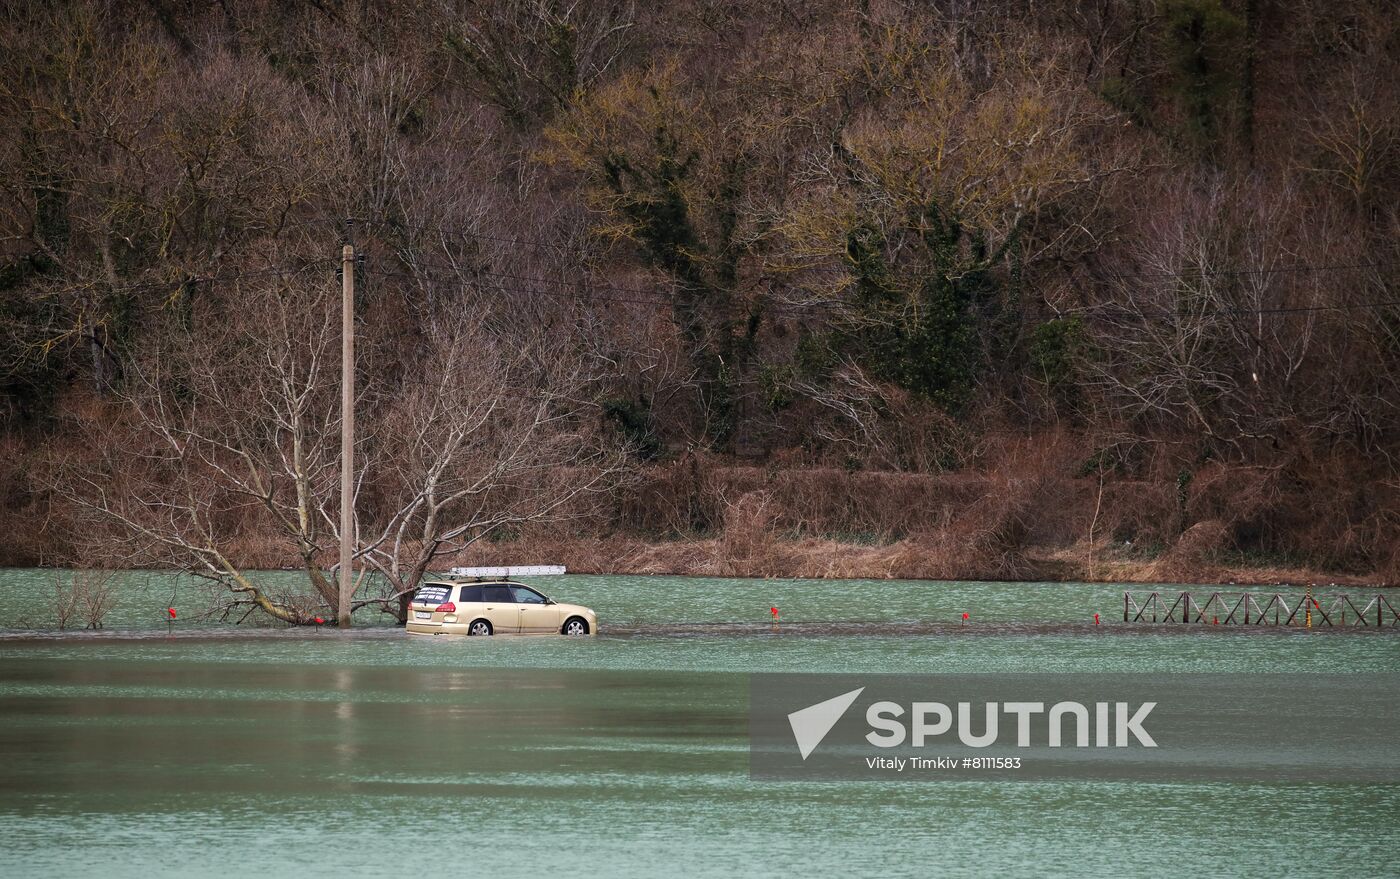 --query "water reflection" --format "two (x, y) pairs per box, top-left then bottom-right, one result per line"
(0, 572), (1397, 877)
